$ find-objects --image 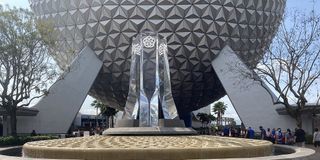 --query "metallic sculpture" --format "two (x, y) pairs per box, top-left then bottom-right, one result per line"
(29, 0), (286, 115)
(123, 32), (178, 127)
